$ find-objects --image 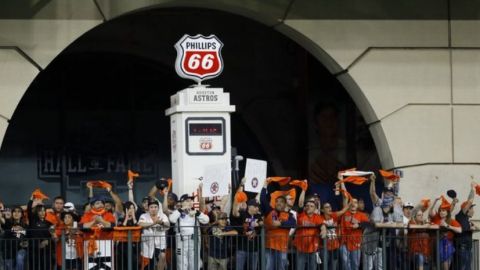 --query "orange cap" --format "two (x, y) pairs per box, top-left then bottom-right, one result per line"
(379, 170), (400, 181)
(439, 195), (451, 210)
(127, 170), (140, 182)
(290, 179), (308, 191)
(87, 180), (112, 189)
(32, 188), (49, 200)
(266, 176), (291, 186)
(235, 191), (248, 203)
